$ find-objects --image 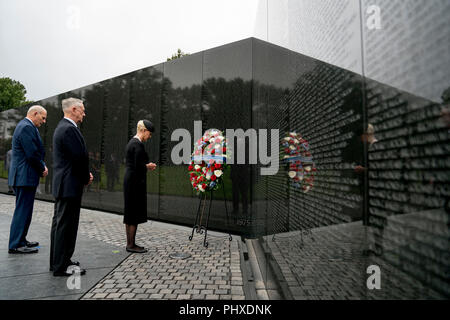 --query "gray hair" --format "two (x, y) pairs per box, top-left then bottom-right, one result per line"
(27, 105), (46, 115)
(62, 97), (83, 113)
